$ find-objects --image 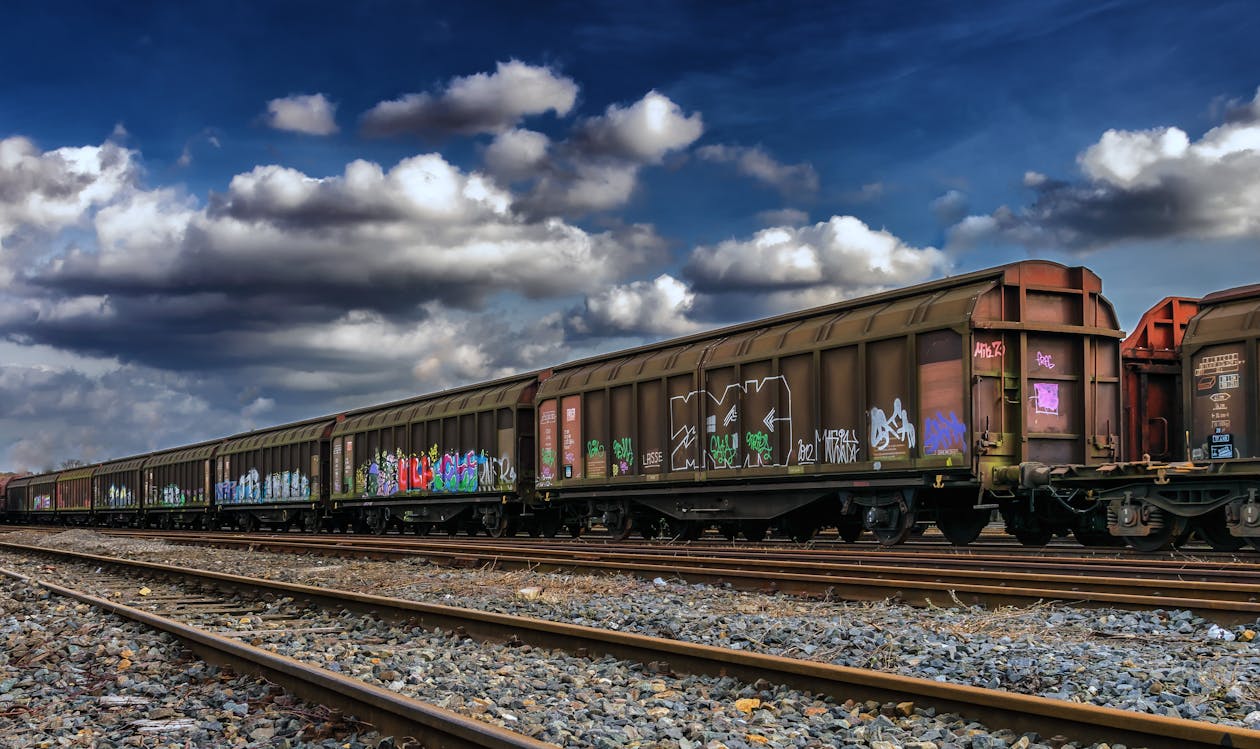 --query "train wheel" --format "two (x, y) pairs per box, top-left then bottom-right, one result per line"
(741, 521), (769, 542)
(608, 513), (635, 541)
(484, 508), (509, 538)
(1013, 529), (1052, 546)
(1122, 515), (1190, 552)
(1195, 510), (1245, 551)
(867, 504), (914, 546)
(936, 508), (990, 546)
(537, 515), (560, 538)
(443, 519), (460, 536)
(566, 523), (585, 538)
